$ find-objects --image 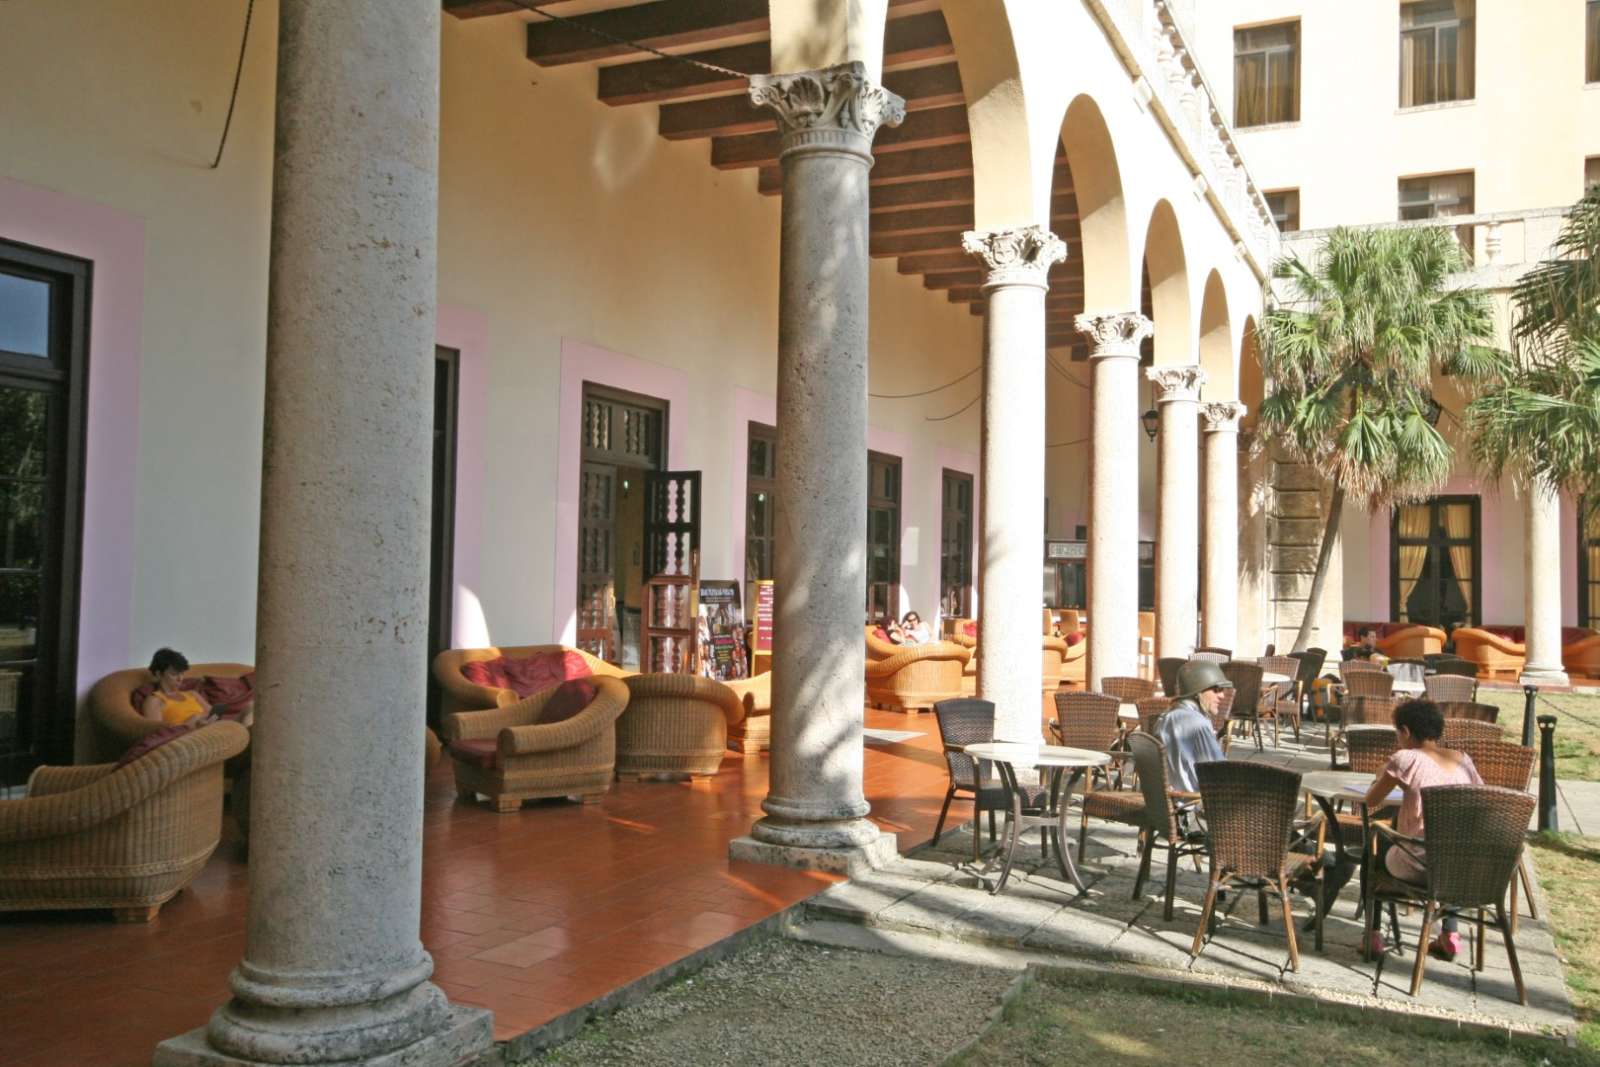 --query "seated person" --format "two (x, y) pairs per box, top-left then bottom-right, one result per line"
(899, 611), (931, 645)
(1155, 660), (1230, 794)
(1342, 625), (1380, 662)
(1363, 698), (1483, 960)
(139, 648), (215, 728)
